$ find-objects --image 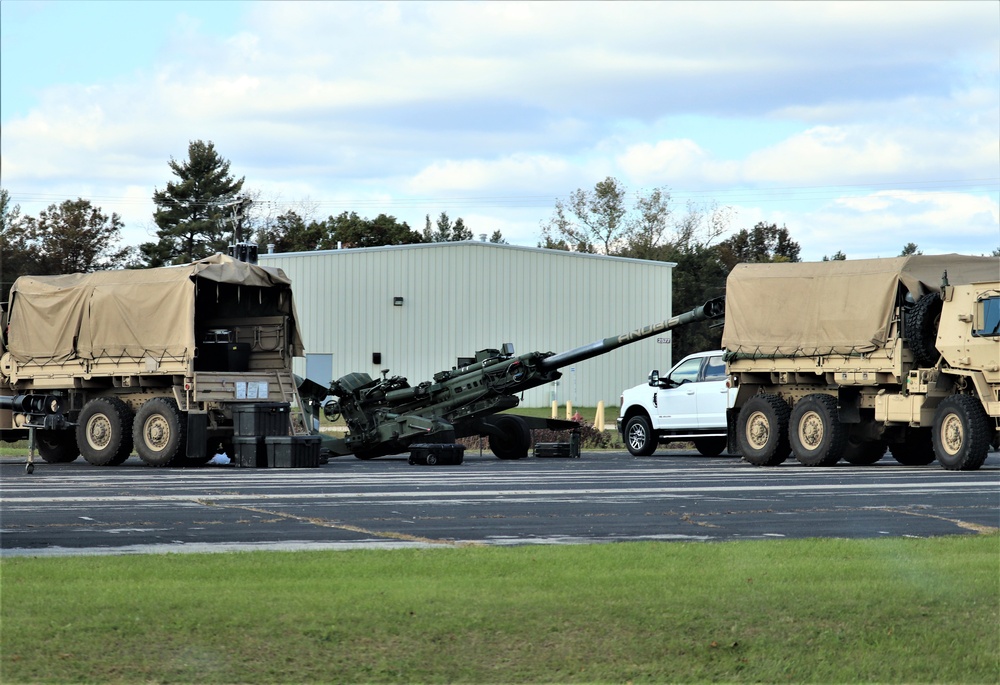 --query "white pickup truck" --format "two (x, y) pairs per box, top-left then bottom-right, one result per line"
(617, 350), (731, 457)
